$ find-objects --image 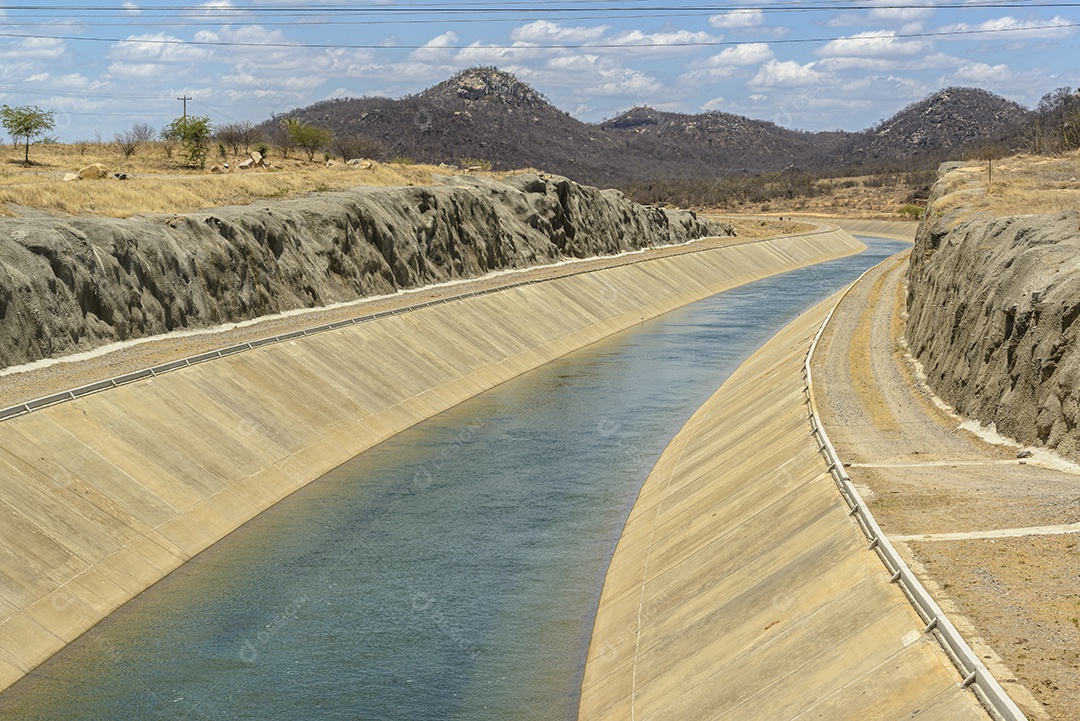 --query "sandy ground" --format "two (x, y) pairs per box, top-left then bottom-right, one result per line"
(813, 251), (1080, 720)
